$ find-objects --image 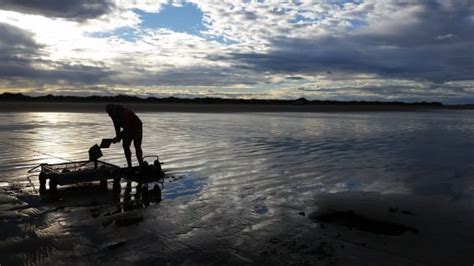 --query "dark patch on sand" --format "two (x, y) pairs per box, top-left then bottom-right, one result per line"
(310, 210), (419, 236)
(106, 241), (127, 250)
(401, 210), (415, 215)
(258, 235), (338, 265)
(389, 207), (416, 216)
(304, 241), (336, 261)
(114, 216), (144, 227)
(90, 208), (101, 218)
